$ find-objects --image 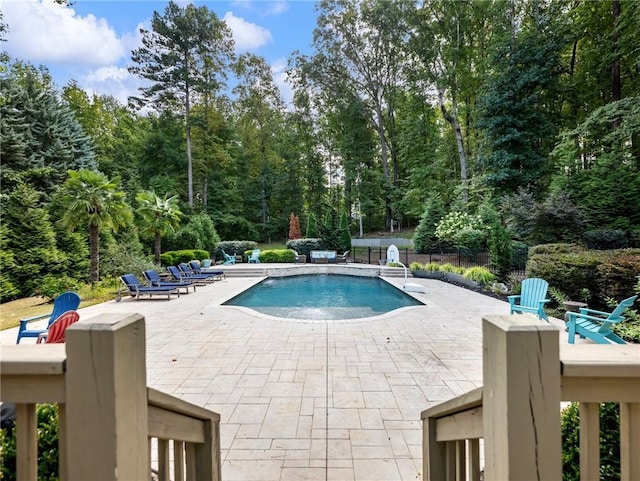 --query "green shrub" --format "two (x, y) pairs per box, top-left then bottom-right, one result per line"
(167, 213), (220, 253)
(424, 262), (441, 272)
(286, 238), (326, 258)
(259, 249), (296, 263)
(435, 211), (487, 249)
(214, 241), (258, 261)
(1, 404), (59, 481)
(487, 222), (513, 281)
(34, 275), (81, 302)
(100, 247), (157, 279)
(583, 229), (628, 250)
(527, 245), (640, 310)
(409, 262), (424, 272)
(528, 243), (584, 256)
(160, 249), (209, 266)
(439, 263), (457, 273)
(561, 402), (620, 481)
(463, 267), (496, 285)
(527, 248), (602, 306)
(595, 250), (640, 302)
